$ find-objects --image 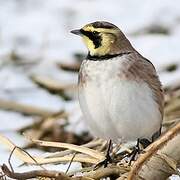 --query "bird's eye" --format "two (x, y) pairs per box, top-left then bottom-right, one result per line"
(92, 31), (97, 35)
